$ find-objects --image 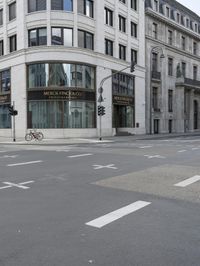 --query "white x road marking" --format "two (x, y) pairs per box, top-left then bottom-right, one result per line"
(93, 164), (118, 170)
(144, 155), (166, 159)
(0, 181), (35, 190)
(0, 155), (18, 158)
